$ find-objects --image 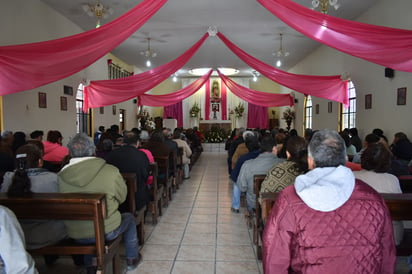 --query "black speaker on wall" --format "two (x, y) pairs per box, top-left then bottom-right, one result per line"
(133, 99), (137, 104)
(385, 67), (394, 78)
